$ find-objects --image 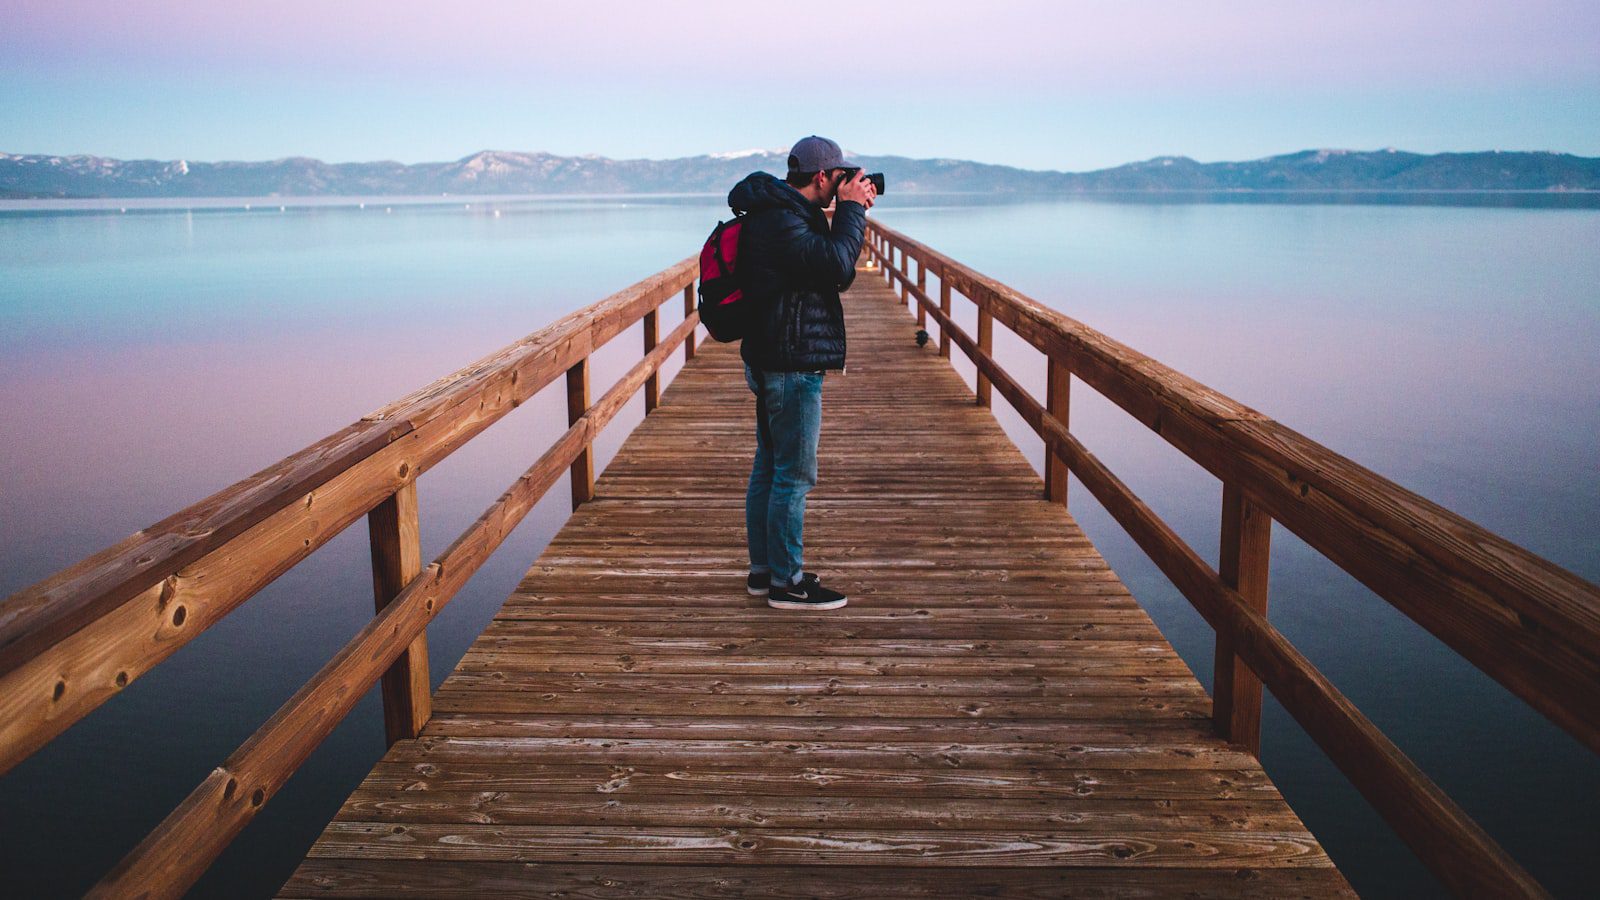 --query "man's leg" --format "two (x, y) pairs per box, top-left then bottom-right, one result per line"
(763, 370), (823, 586)
(744, 363), (775, 580)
